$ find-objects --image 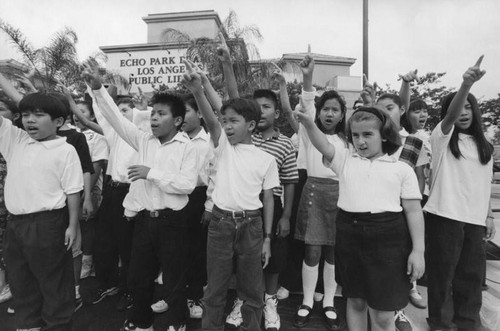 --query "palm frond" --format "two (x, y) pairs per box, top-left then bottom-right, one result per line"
(161, 28), (191, 44)
(0, 19), (38, 68)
